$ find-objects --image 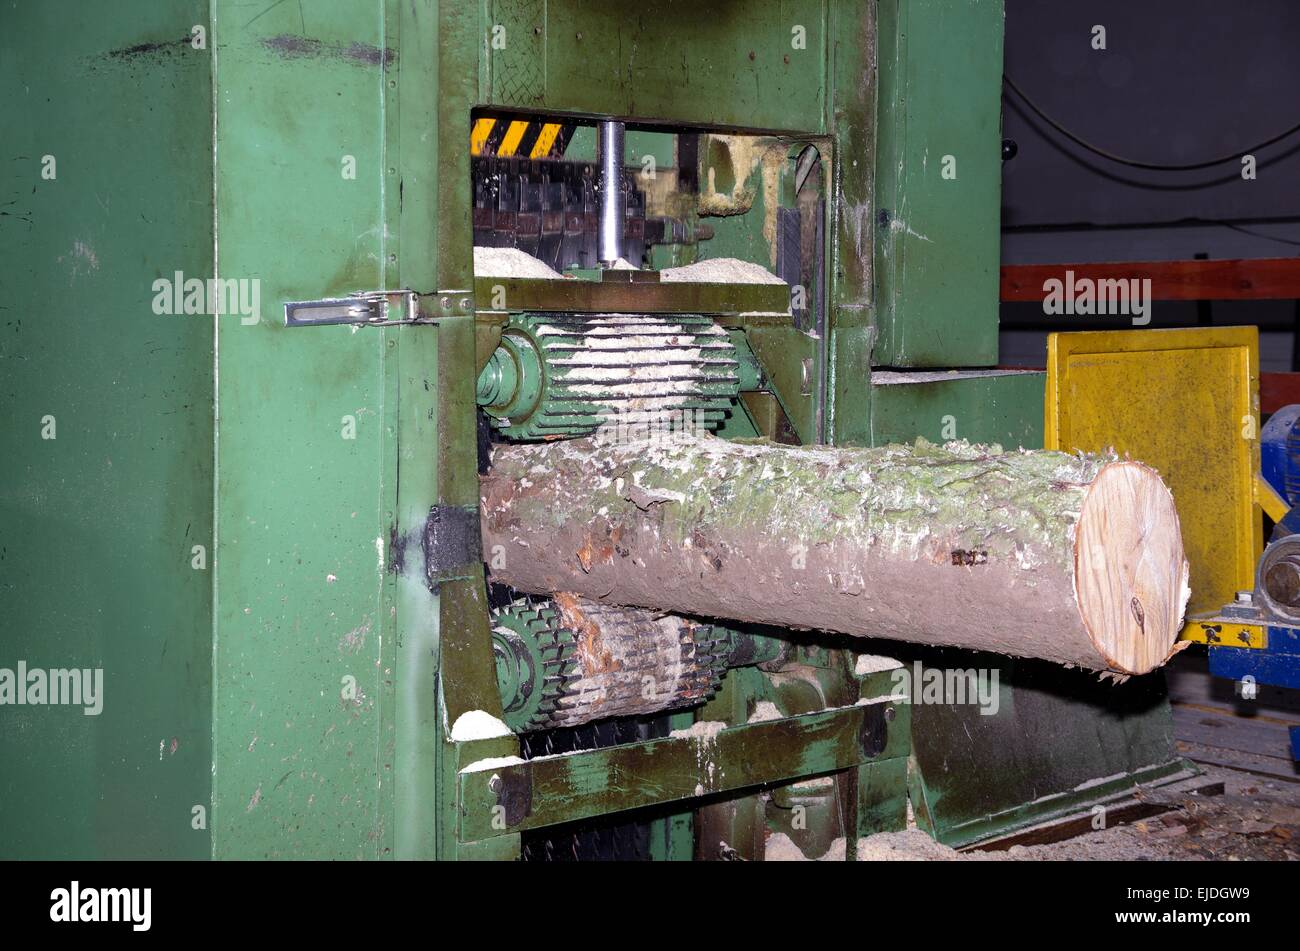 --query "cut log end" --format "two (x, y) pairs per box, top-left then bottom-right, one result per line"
(1074, 461), (1190, 675)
